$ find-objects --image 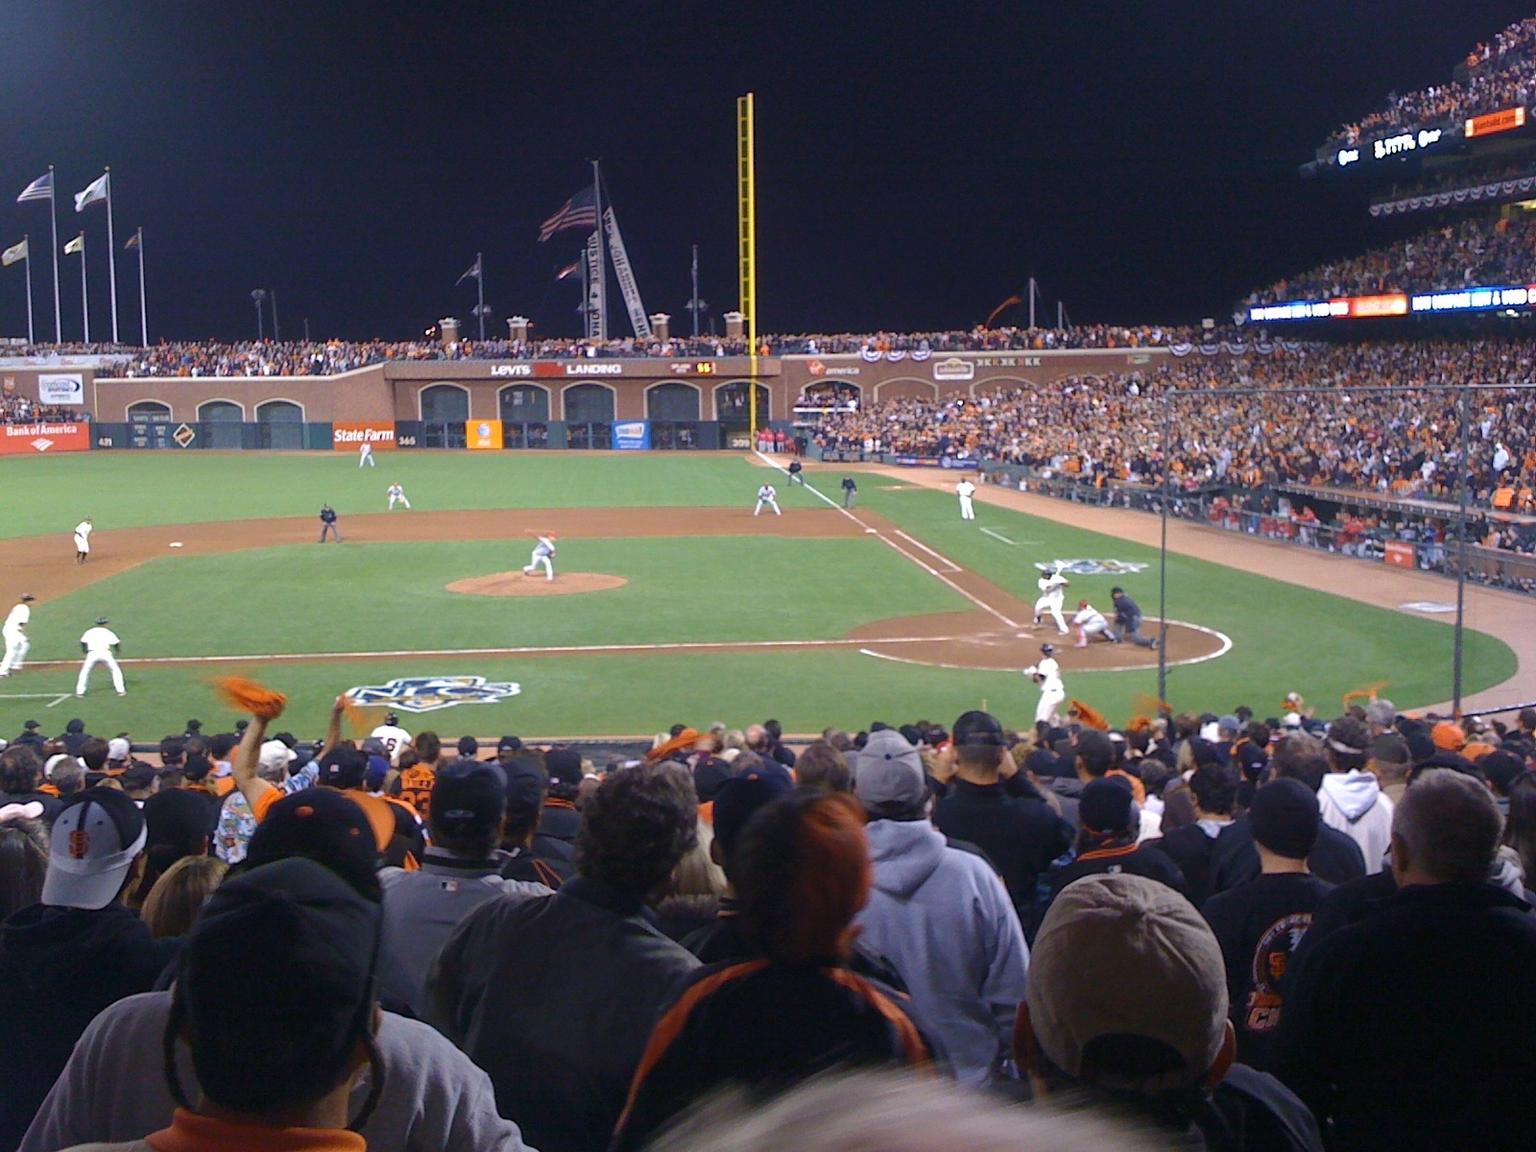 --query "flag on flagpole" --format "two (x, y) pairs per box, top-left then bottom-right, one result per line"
(64, 233), (84, 255)
(456, 256), (481, 285)
(2, 239), (27, 266)
(556, 260), (580, 280)
(538, 187), (598, 242)
(16, 172), (52, 203)
(74, 173), (109, 212)
(124, 229), (141, 250)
